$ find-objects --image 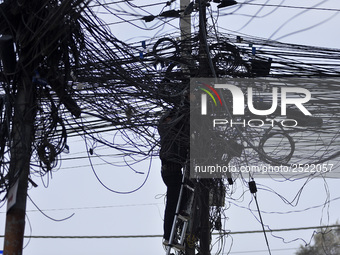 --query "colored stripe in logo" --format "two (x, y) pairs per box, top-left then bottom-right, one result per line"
(199, 88), (217, 106)
(199, 83), (222, 115)
(202, 83), (223, 106)
(199, 83), (223, 106)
